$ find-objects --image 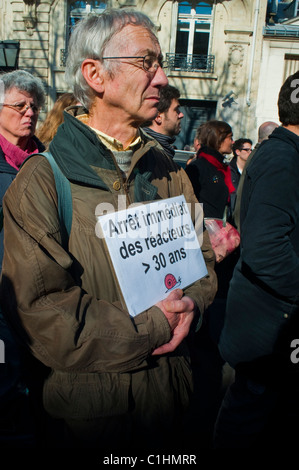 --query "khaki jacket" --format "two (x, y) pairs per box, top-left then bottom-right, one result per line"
(0, 108), (217, 432)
